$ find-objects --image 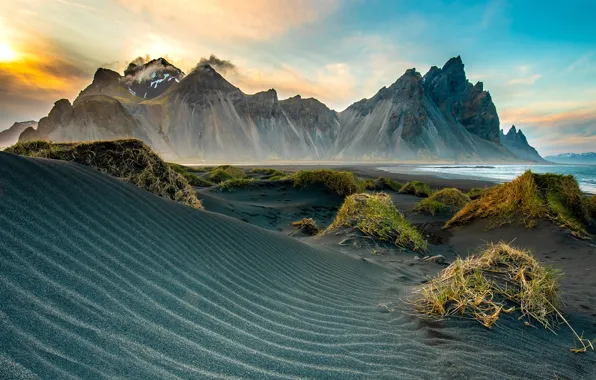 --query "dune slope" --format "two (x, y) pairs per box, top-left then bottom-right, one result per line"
(1, 152), (594, 379)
